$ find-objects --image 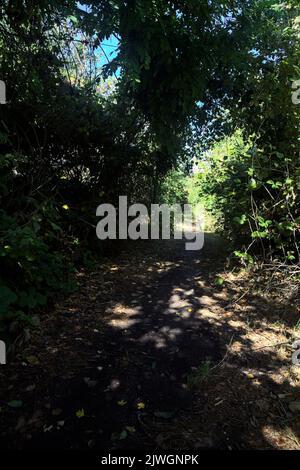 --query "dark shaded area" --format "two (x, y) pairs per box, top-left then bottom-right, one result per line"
(0, 234), (299, 450)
